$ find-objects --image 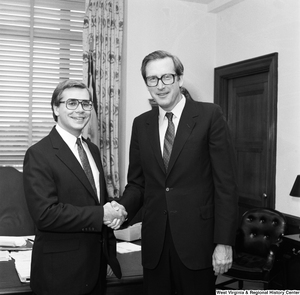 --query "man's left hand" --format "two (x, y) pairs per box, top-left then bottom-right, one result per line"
(212, 244), (233, 275)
